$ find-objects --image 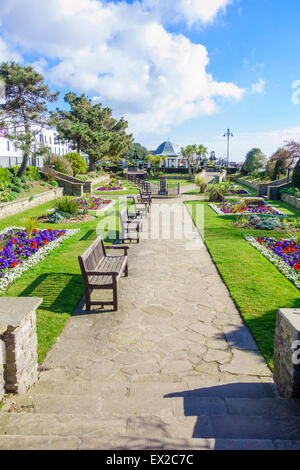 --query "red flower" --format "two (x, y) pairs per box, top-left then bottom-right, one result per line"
(33, 229), (38, 233)
(31, 242), (37, 248)
(11, 260), (19, 268)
